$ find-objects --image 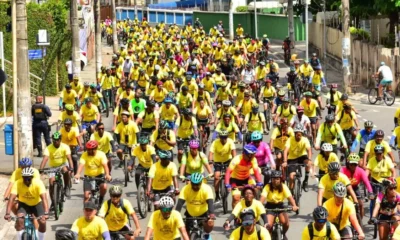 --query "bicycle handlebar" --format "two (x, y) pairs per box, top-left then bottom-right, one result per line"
(265, 208), (293, 212)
